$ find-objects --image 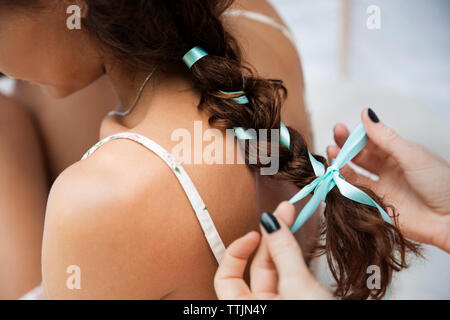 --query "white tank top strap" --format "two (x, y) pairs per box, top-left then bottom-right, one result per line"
(222, 9), (299, 52)
(82, 132), (227, 264)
